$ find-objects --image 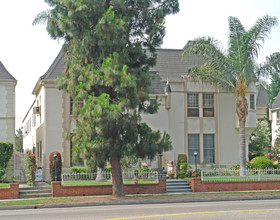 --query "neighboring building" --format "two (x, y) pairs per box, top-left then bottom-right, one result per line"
(23, 46), (263, 180)
(0, 61), (17, 181)
(270, 91), (280, 146)
(0, 61), (16, 146)
(256, 84), (268, 120)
